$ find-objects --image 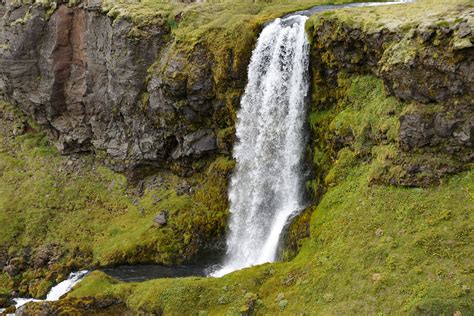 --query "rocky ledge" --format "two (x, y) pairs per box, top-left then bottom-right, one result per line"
(307, 1), (473, 186)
